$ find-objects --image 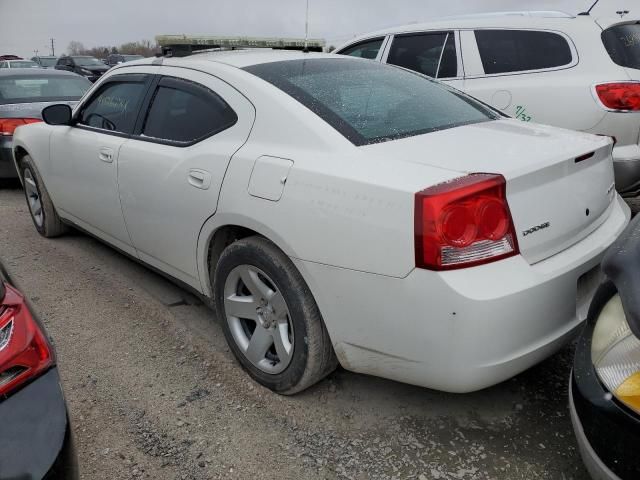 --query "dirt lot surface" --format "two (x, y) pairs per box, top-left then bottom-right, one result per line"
(0, 183), (593, 480)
